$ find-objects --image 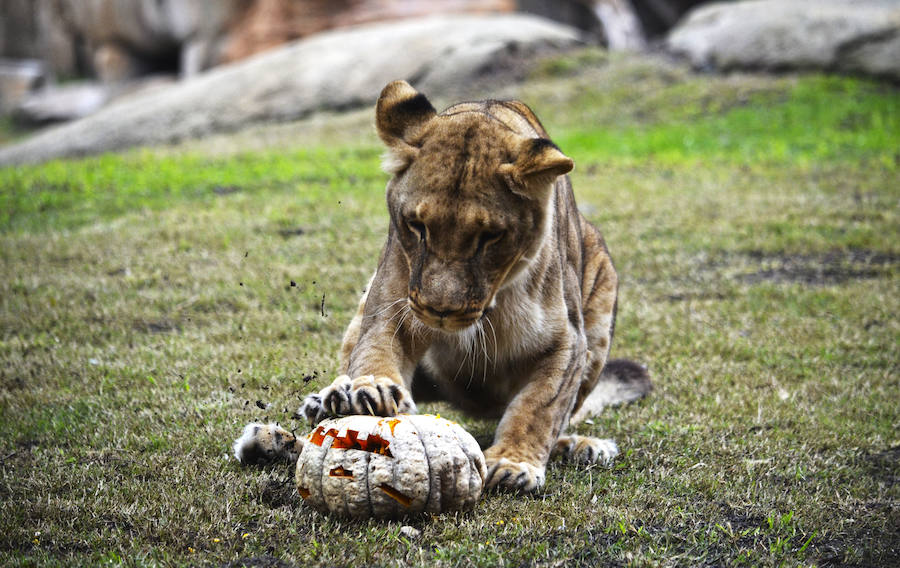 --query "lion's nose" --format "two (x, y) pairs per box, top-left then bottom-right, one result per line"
(409, 289), (474, 318)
